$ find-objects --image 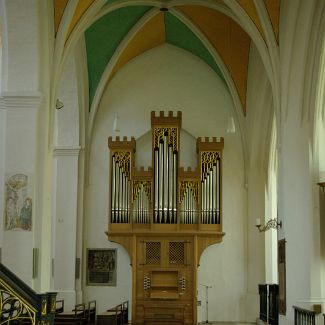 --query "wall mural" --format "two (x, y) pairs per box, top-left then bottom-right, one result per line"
(4, 174), (32, 231)
(87, 249), (116, 286)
